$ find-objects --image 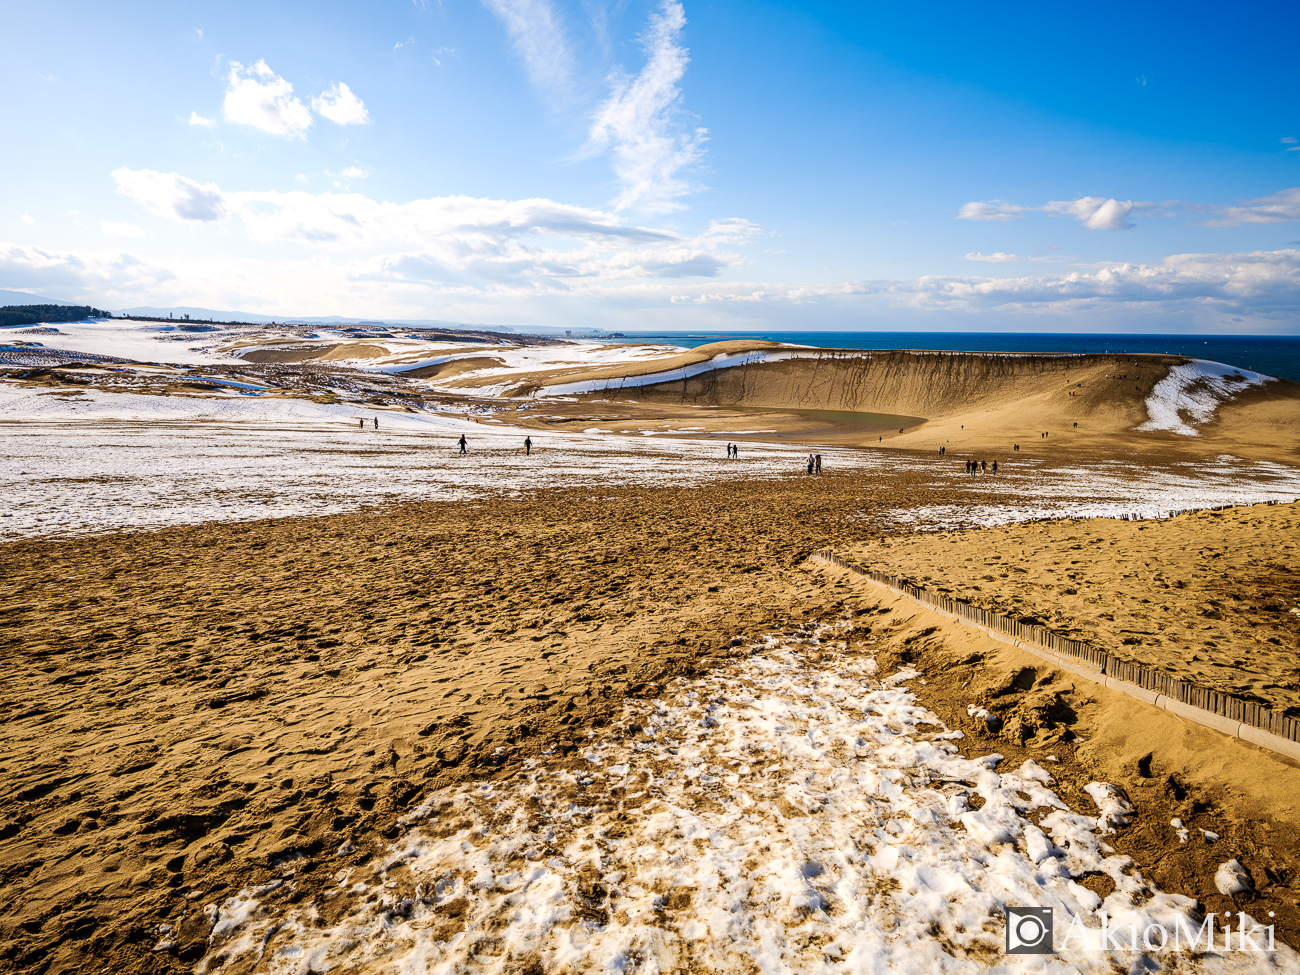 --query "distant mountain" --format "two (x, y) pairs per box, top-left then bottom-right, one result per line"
(117, 305), (525, 333)
(114, 305), (611, 337)
(0, 289), (77, 307)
